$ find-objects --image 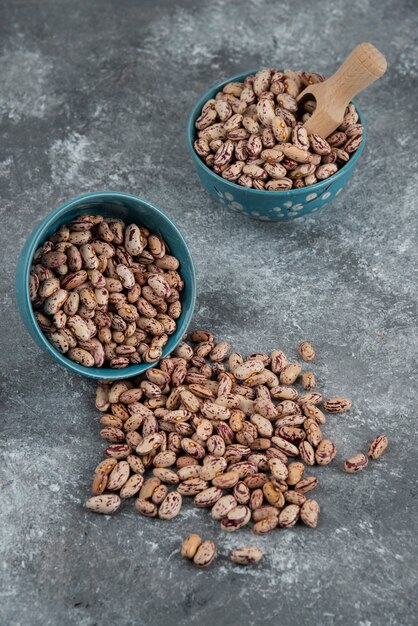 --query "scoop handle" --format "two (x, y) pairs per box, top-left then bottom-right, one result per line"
(325, 43), (387, 106)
